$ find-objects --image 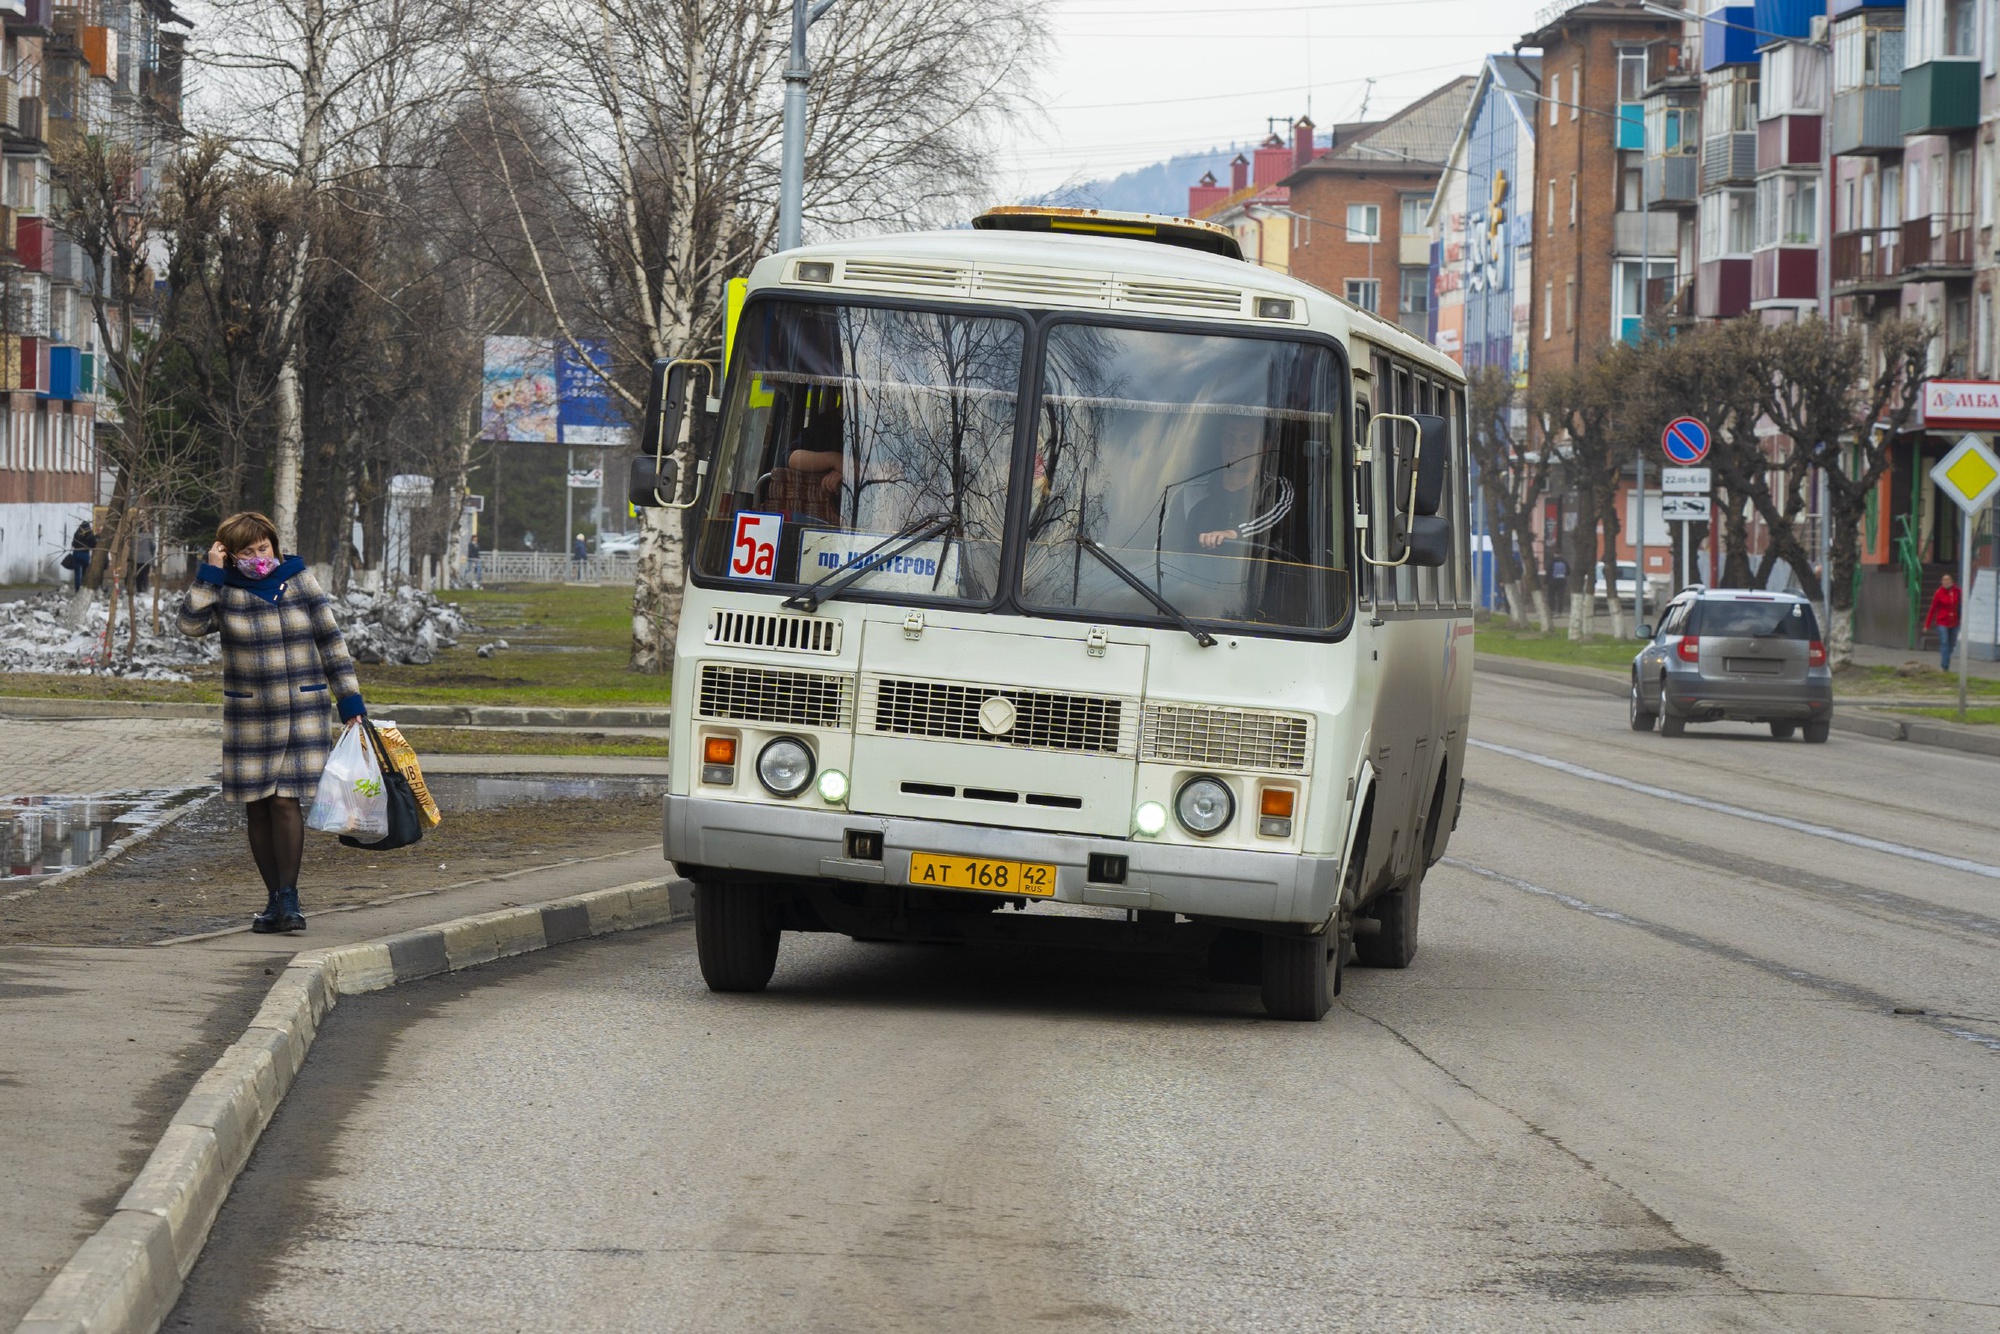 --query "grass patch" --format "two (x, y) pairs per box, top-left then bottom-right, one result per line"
(1892, 707), (2000, 726)
(0, 583), (671, 708)
(1473, 621), (1641, 673)
(1833, 663), (2000, 699)
(397, 726), (670, 757)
